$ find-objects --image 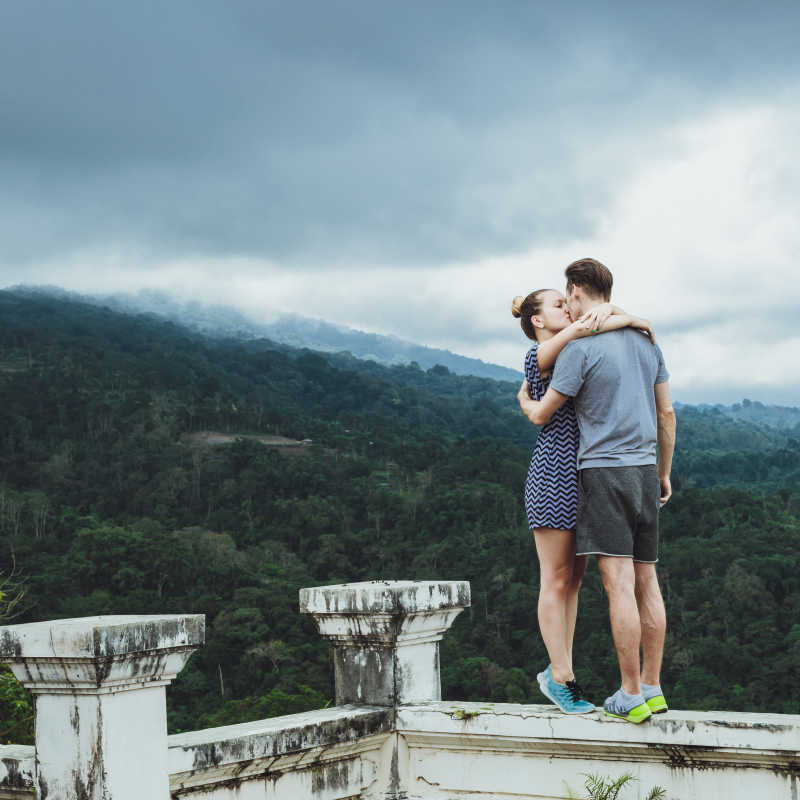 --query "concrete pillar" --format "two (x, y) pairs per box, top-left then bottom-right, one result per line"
(0, 614), (204, 800)
(300, 580), (470, 706)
